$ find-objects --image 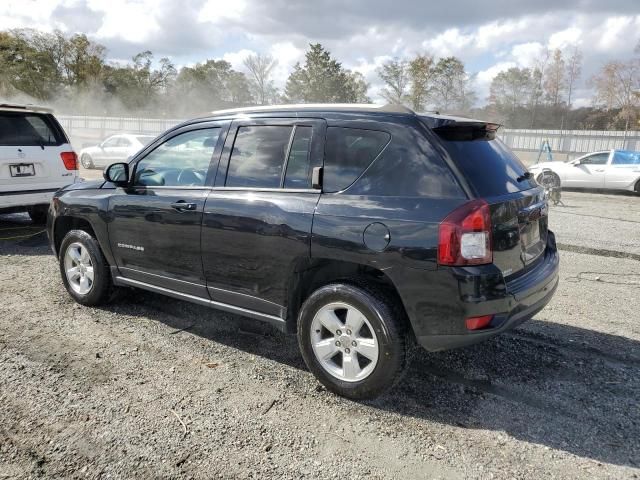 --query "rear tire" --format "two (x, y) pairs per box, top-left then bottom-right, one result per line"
(27, 205), (48, 224)
(80, 154), (94, 169)
(297, 282), (407, 400)
(59, 229), (113, 306)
